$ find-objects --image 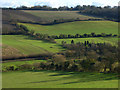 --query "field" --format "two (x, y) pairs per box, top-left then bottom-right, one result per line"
(2, 10), (119, 88)
(2, 60), (46, 71)
(19, 21), (118, 35)
(23, 11), (98, 22)
(2, 35), (64, 58)
(2, 71), (118, 88)
(55, 37), (118, 46)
